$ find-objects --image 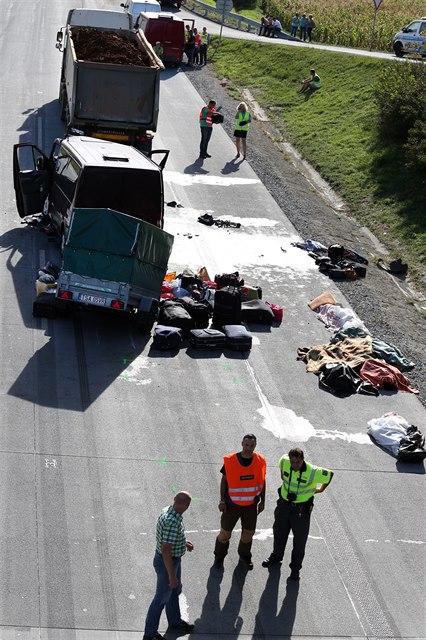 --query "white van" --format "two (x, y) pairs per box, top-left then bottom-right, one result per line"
(393, 17), (426, 57)
(120, 0), (161, 26)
